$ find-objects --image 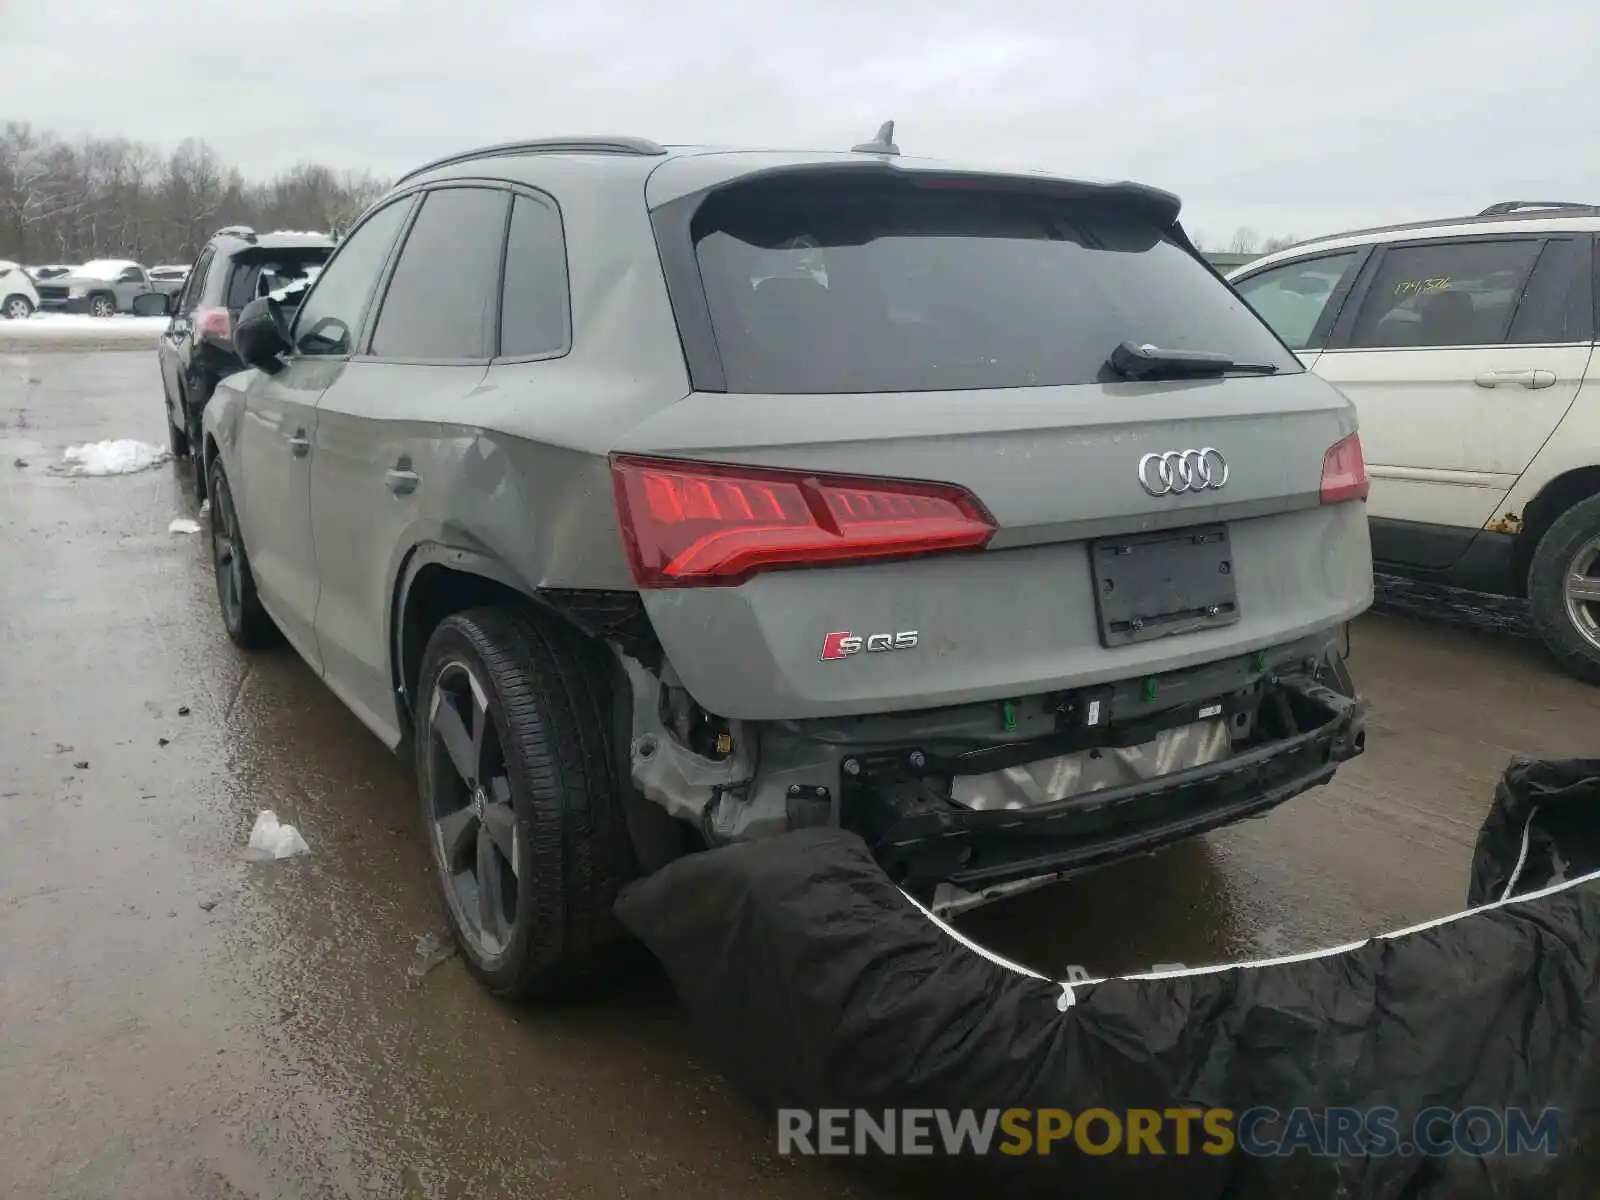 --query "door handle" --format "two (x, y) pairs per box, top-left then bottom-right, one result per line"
(385, 467), (420, 495)
(1474, 368), (1556, 390)
(289, 430), (310, 457)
